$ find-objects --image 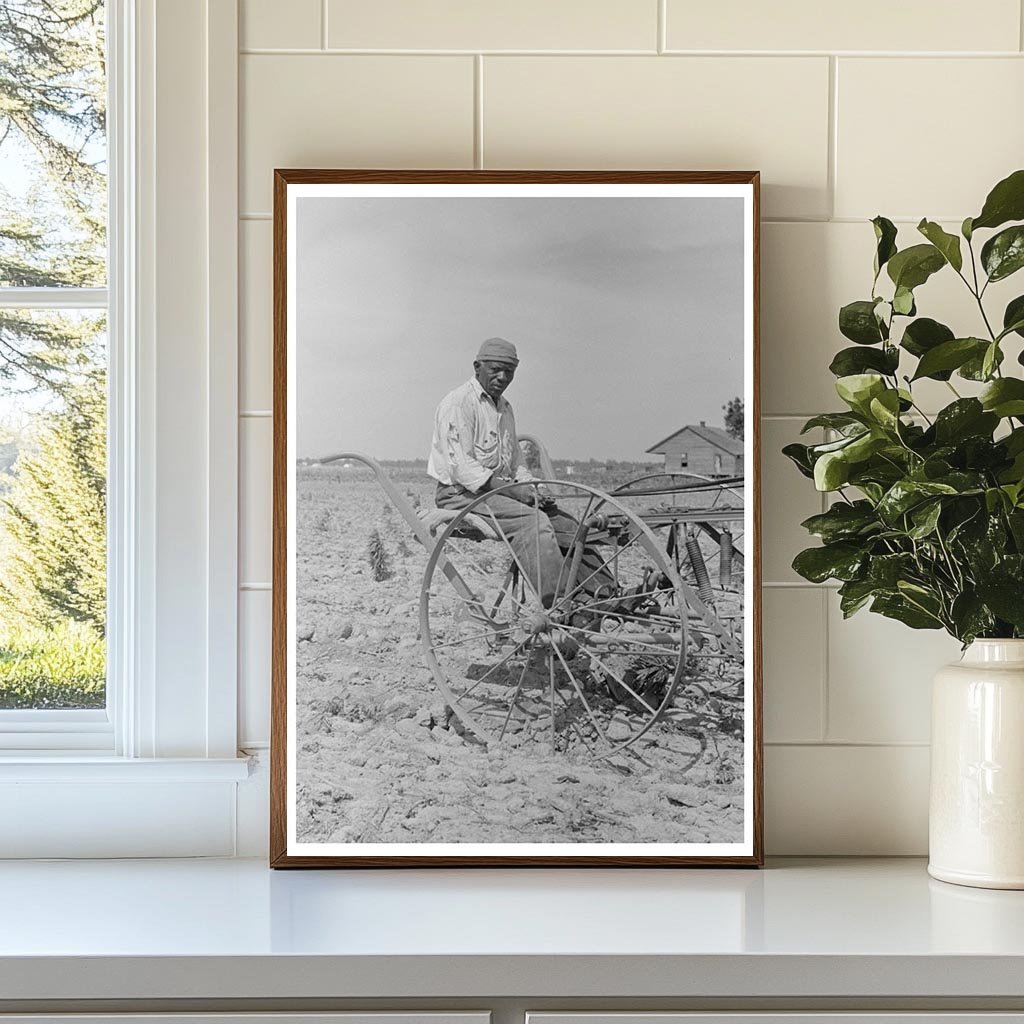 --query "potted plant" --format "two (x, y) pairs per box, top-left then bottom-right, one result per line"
(785, 168), (1024, 889)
